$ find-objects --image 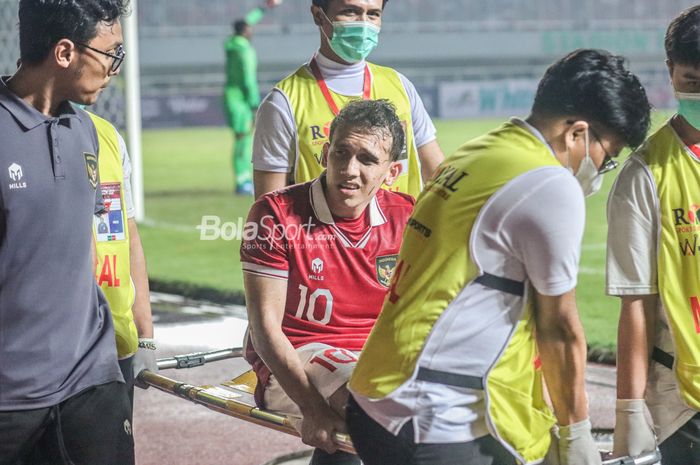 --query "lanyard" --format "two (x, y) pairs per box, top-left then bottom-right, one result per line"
(309, 57), (372, 116)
